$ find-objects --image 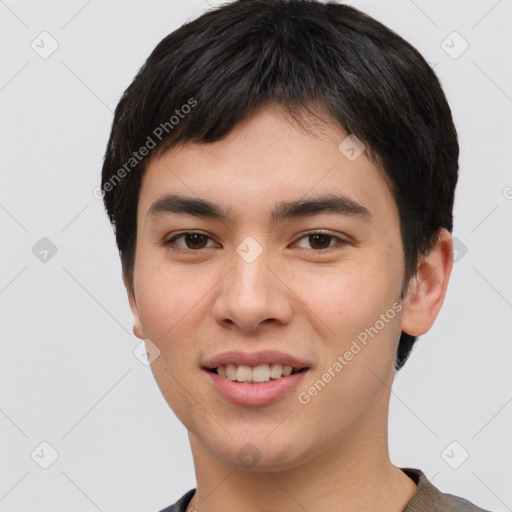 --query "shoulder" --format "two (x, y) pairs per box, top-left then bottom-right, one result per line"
(442, 492), (494, 512)
(401, 467), (493, 512)
(156, 472), (495, 512)
(157, 488), (196, 512)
